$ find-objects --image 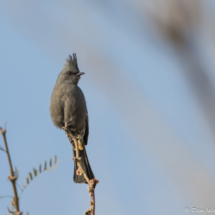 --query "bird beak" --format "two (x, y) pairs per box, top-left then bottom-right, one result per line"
(77, 72), (85, 76)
